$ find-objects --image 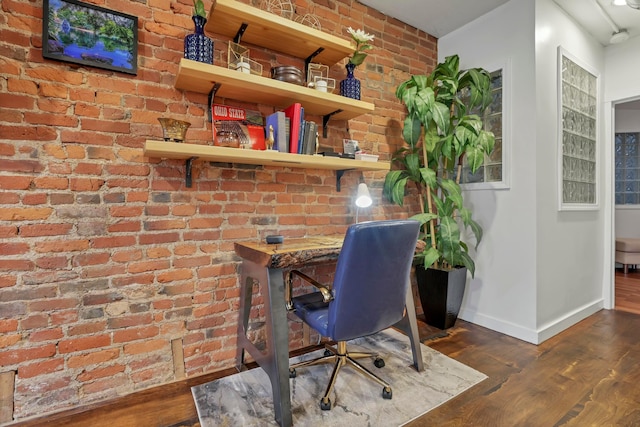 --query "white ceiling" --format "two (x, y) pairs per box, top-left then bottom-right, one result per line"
(358, 0), (640, 109)
(358, 0), (640, 46)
